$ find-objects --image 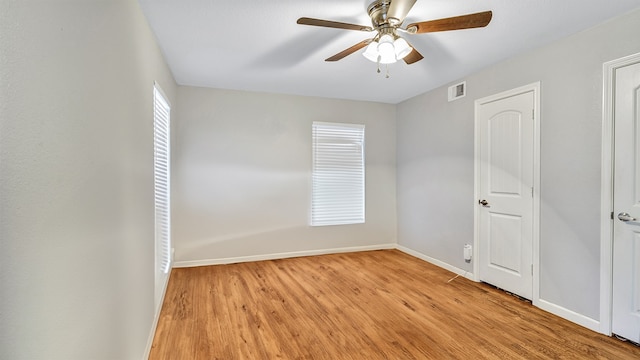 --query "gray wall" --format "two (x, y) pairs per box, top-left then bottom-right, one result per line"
(0, 0), (177, 358)
(173, 86), (397, 263)
(397, 8), (640, 321)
